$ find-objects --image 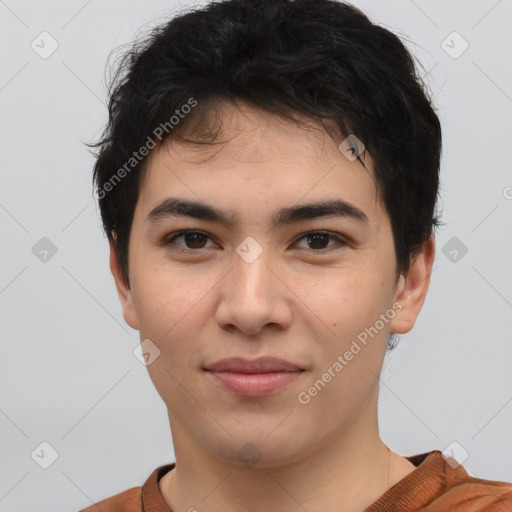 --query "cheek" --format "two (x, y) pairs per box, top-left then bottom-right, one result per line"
(131, 269), (207, 393)
(130, 260), (215, 355)
(300, 271), (390, 412)
(299, 268), (392, 376)
(299, 268), (382, 328)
